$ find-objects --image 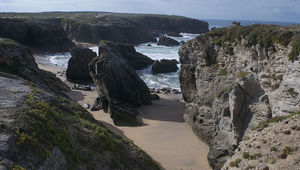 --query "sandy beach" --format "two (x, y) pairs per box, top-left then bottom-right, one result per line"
(38, 63), (211, 170)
